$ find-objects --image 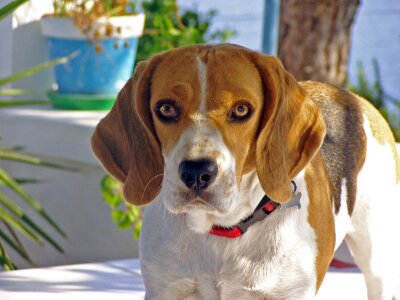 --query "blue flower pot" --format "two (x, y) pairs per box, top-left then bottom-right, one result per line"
(46, 37), (138, 94)
(41, 15), (144, 97)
